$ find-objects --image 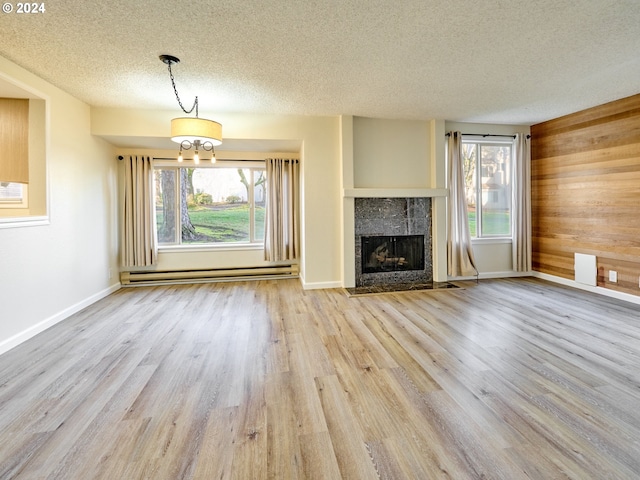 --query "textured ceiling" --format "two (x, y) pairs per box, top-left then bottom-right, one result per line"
(1, 0), (640, 126)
